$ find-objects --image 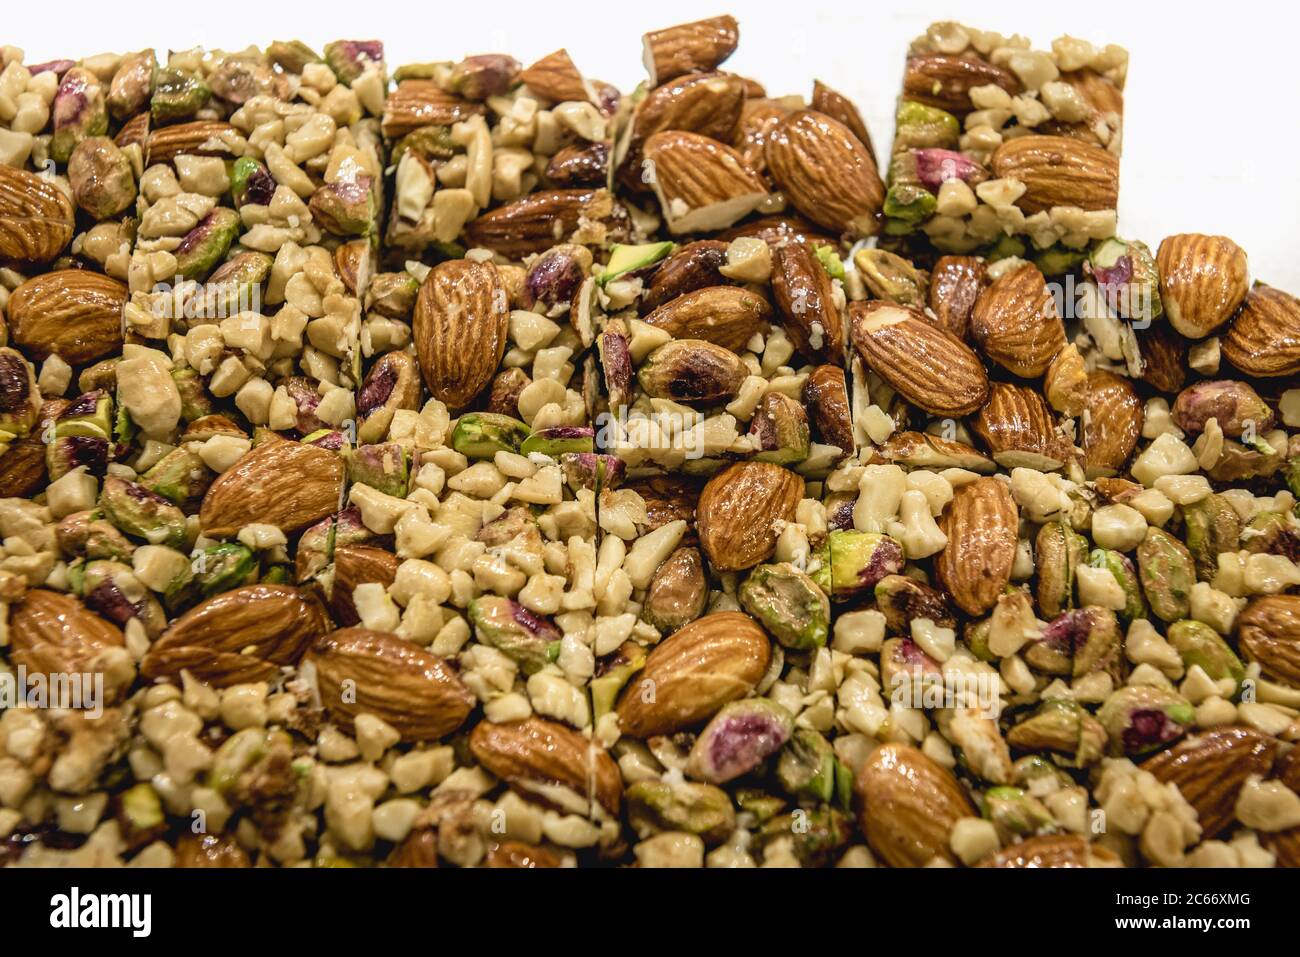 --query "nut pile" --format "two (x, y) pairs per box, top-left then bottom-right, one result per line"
(0, 16), (1298, 869)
